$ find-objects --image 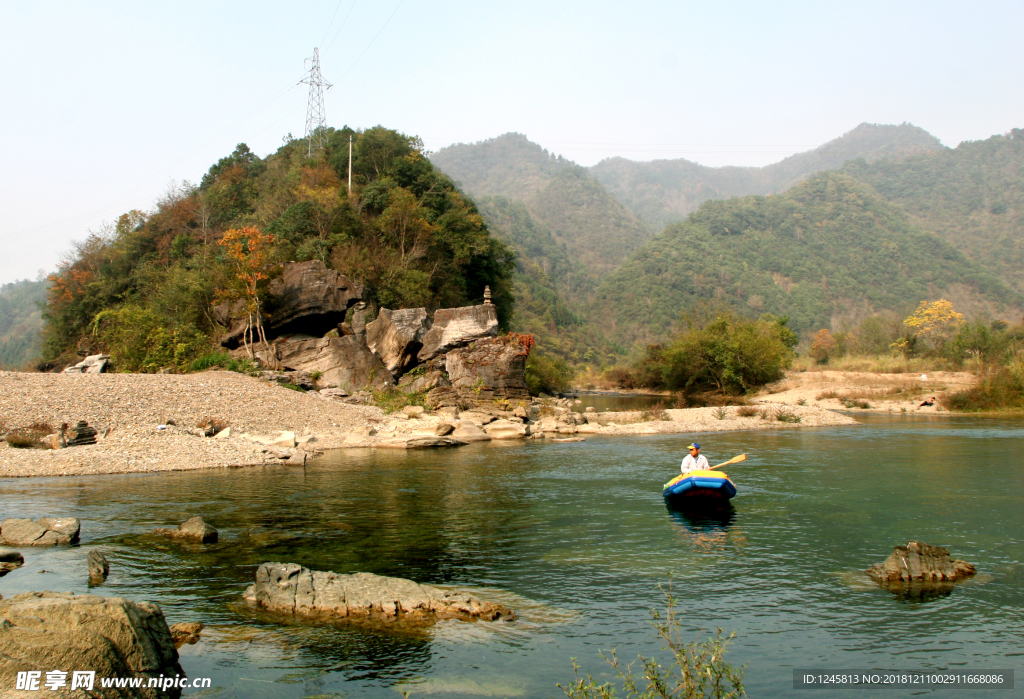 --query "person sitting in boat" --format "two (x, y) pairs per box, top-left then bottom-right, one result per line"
(680, 443), (709, 474)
